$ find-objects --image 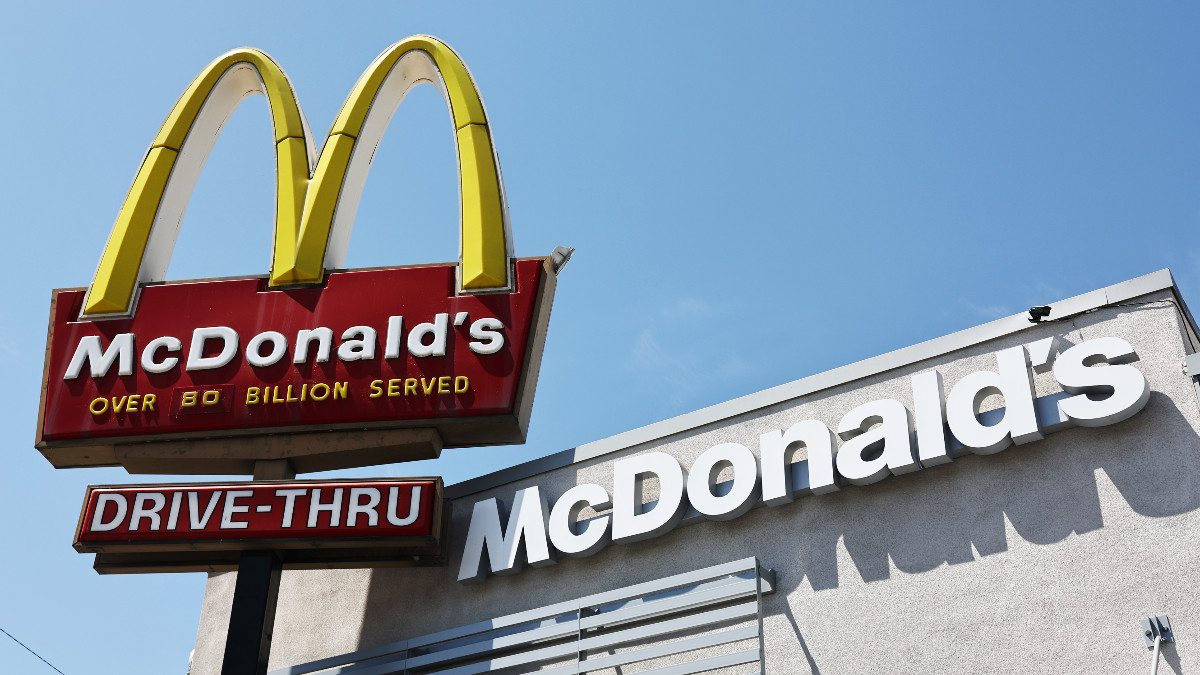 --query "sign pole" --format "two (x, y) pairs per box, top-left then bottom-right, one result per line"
(221, 461), (293, 675)
(221, 550), (283, 675)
